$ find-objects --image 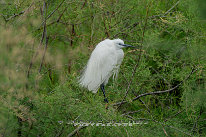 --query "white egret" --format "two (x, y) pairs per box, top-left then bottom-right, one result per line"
(79, 39), (134, 103)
